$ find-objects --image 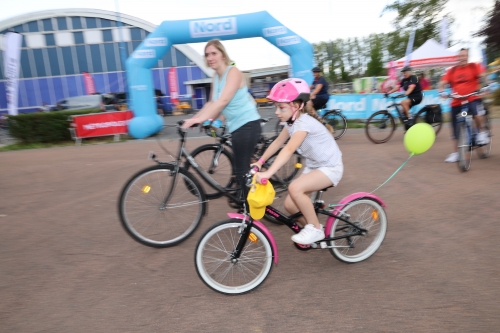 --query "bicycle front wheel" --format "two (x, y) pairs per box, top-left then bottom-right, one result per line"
(195, 219), (274, 295)
(322, 110), (347, 140)
(186, 144), (235, 199)
(365, 111), (396, 144)
(457, 122), (472, 172)
(119, 165), (206, 248)
(414, 109), (443, 135)
(329, 199), (387, 263)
